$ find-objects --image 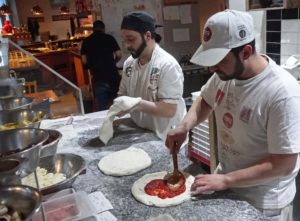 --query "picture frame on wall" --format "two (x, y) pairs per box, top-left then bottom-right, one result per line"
(50, 0), (70, 9)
